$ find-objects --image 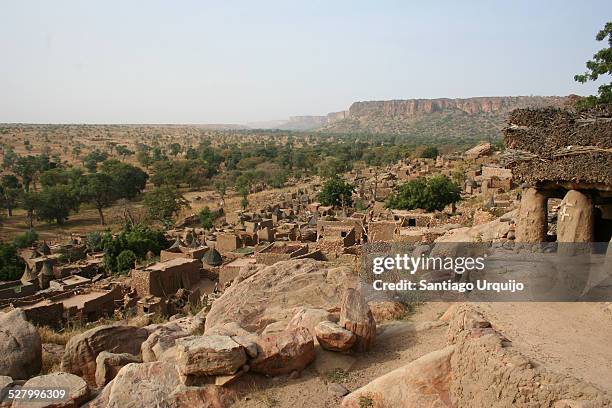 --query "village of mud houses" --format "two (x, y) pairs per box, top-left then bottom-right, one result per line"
(0, 3), (611, 408)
